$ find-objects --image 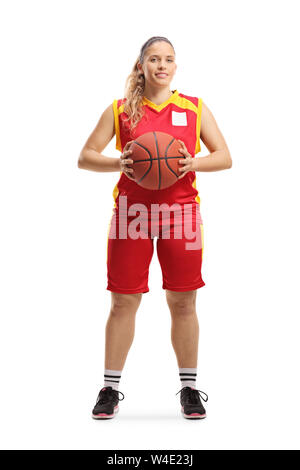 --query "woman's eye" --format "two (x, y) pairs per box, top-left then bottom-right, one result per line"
(150, 58), (173, 62)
